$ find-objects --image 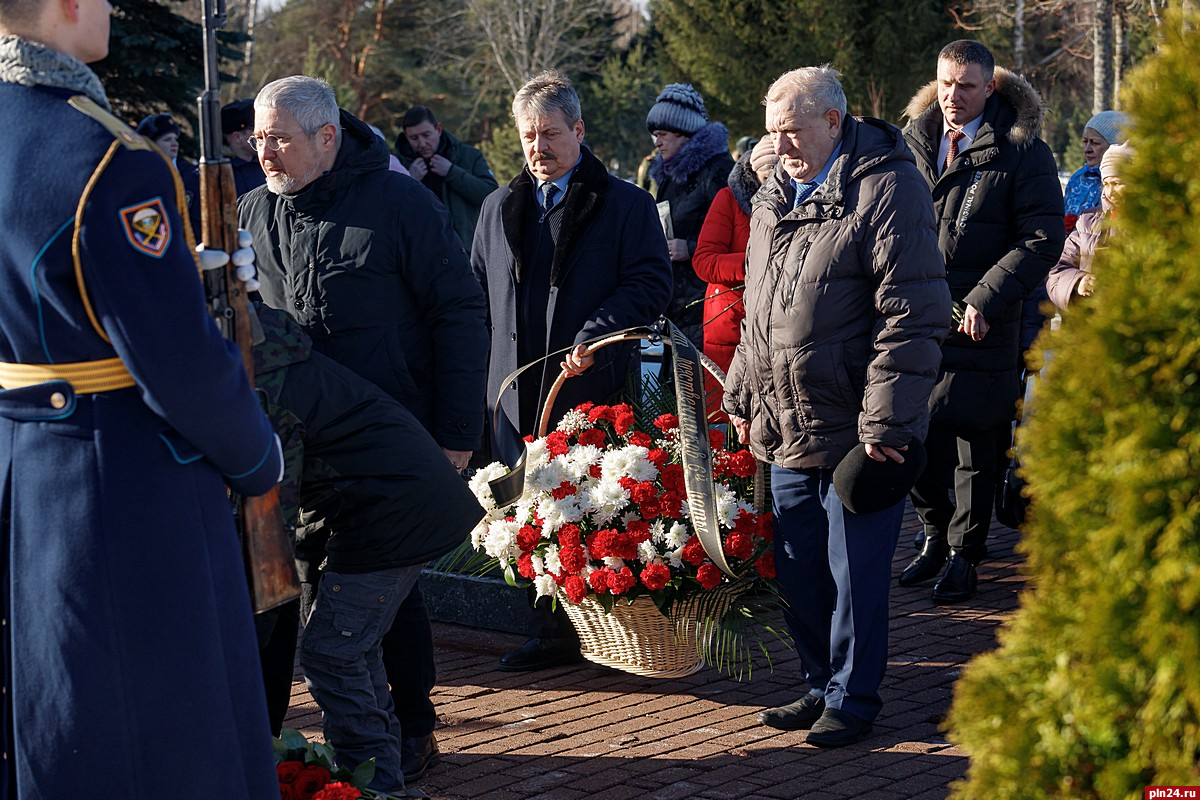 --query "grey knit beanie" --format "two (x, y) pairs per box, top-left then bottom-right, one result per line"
(646, 83), (708, 136)
(1084, 110), (1129, 146)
